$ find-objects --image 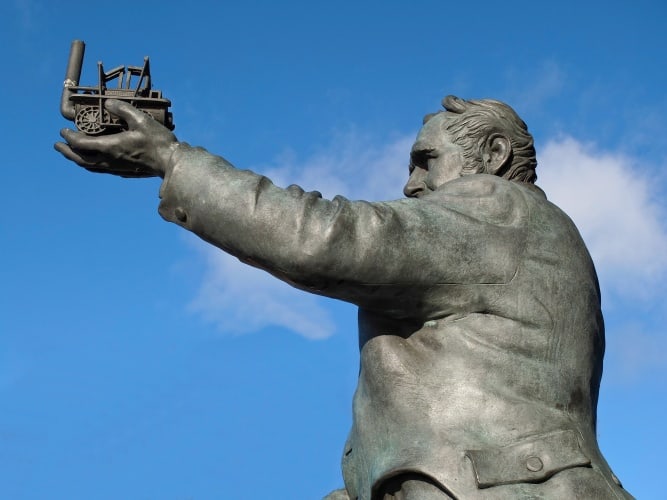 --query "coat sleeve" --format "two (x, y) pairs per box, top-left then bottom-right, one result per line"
(158, 144), (526, 318)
